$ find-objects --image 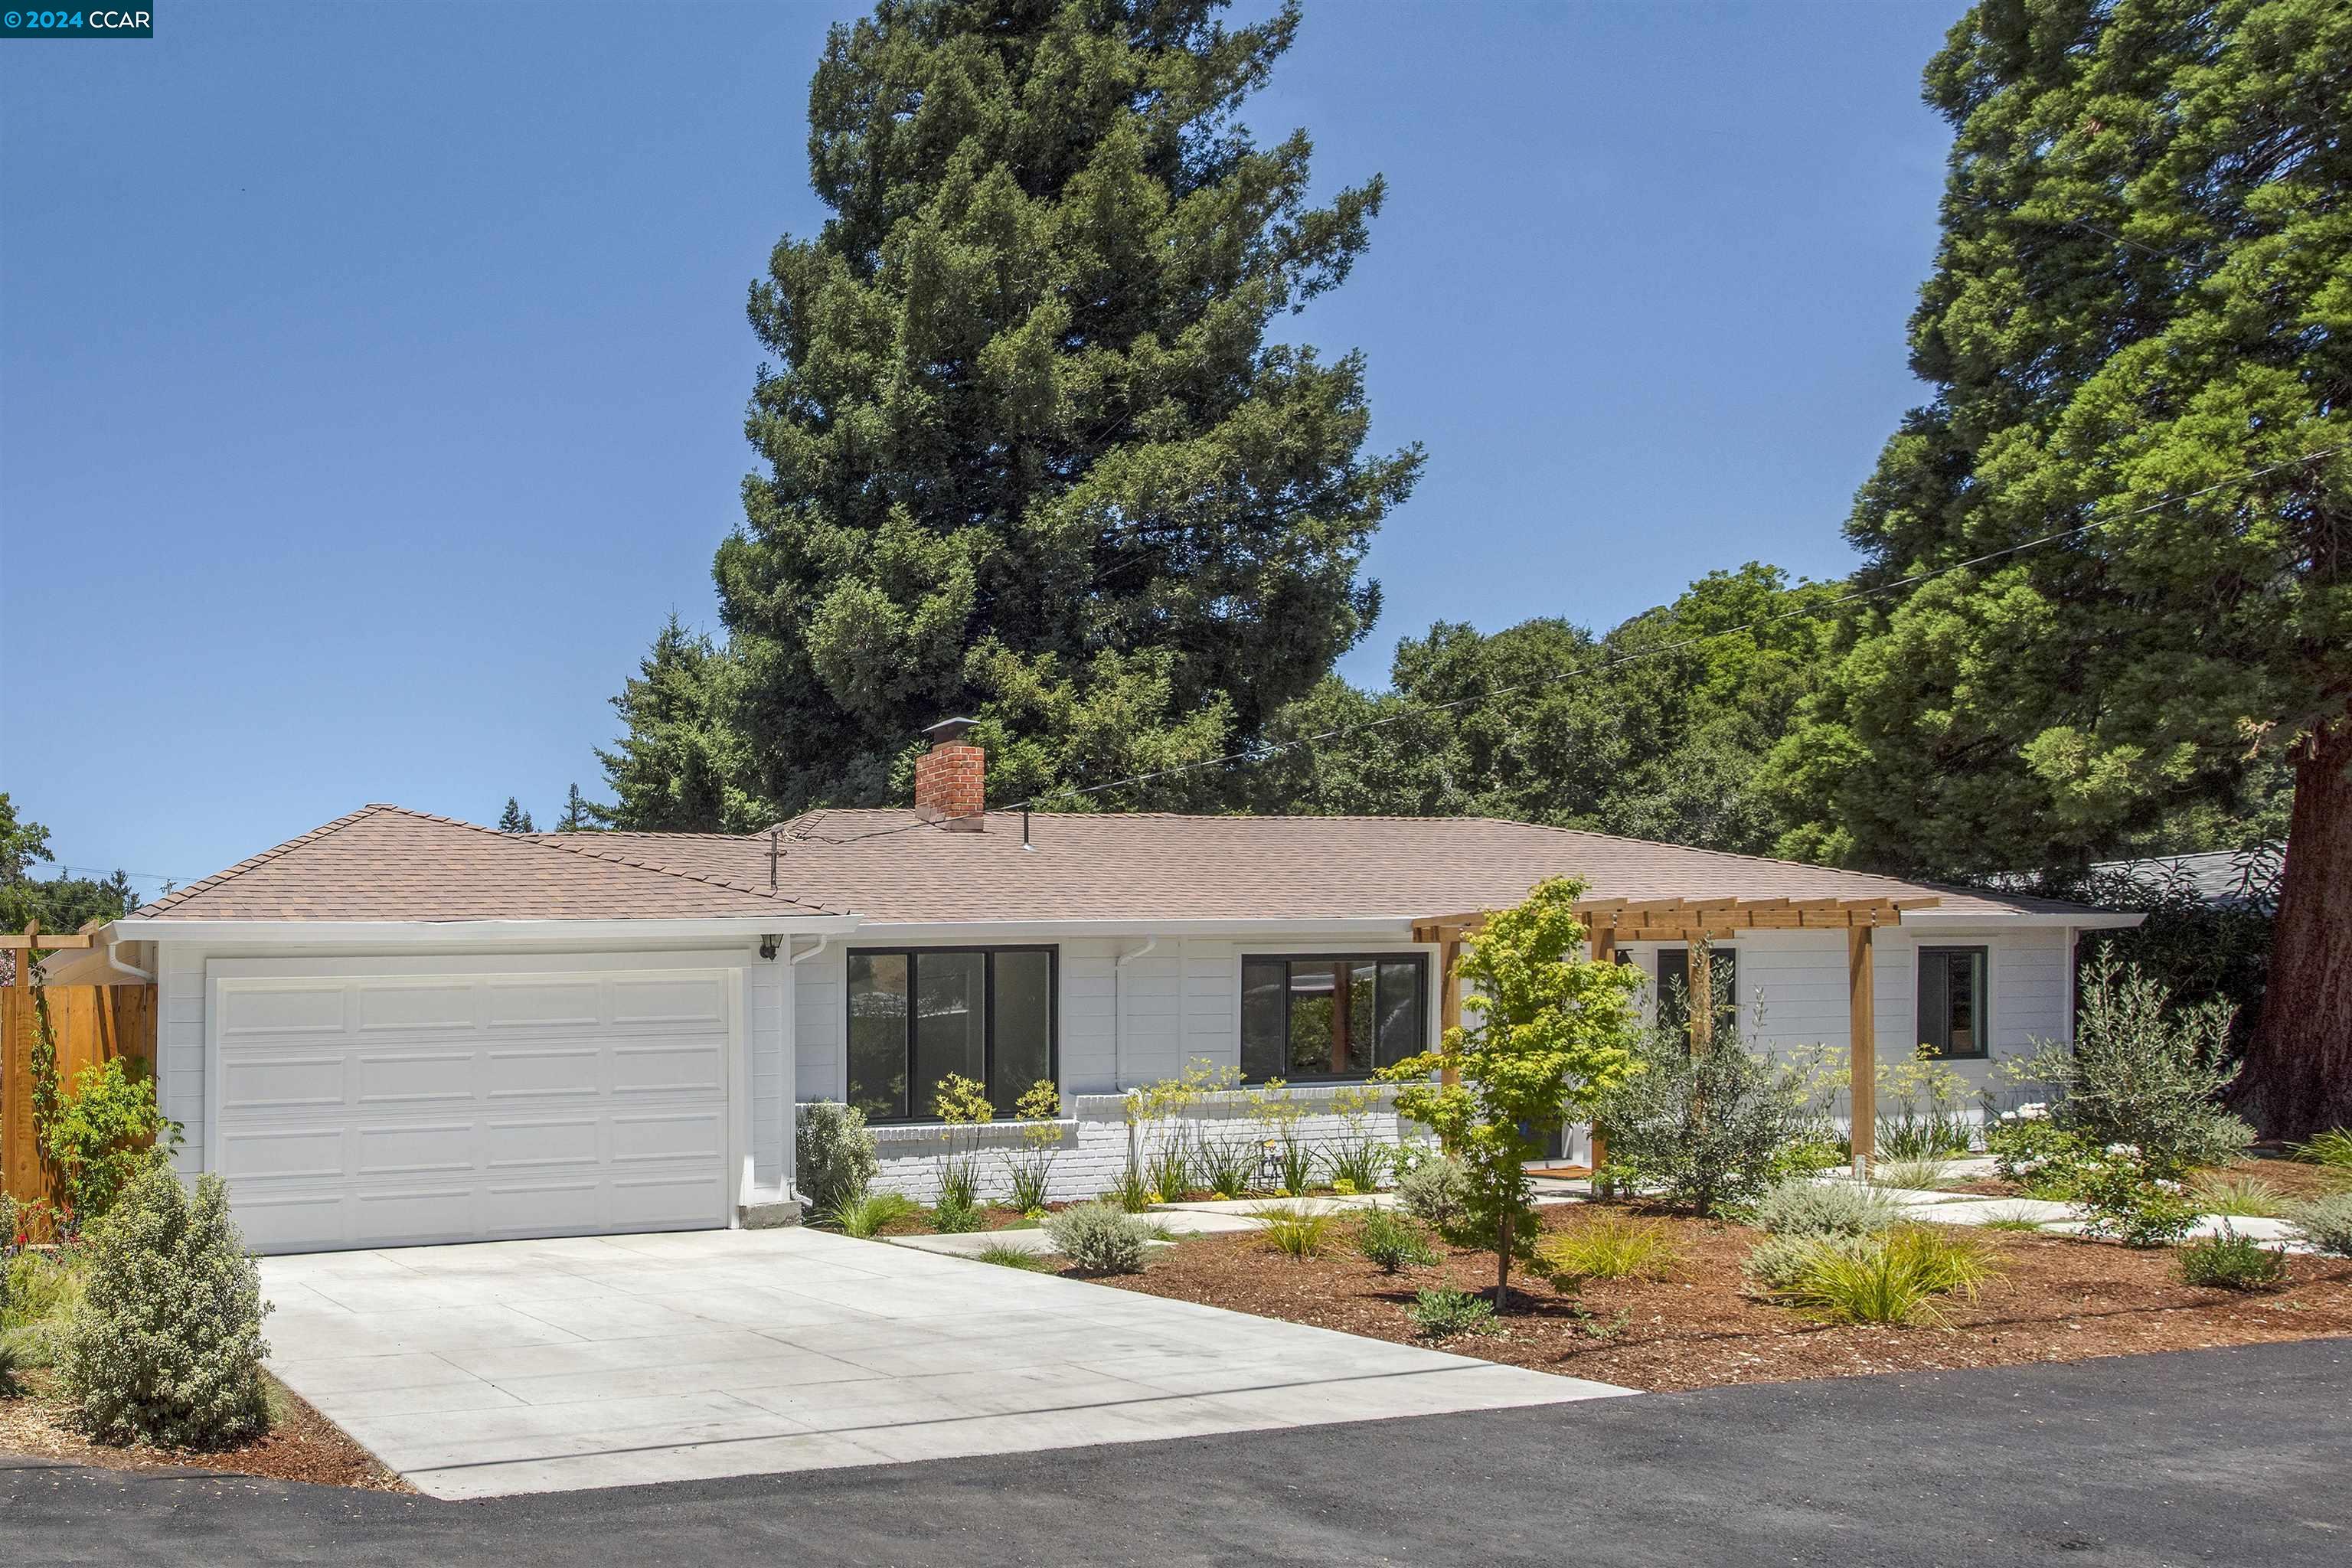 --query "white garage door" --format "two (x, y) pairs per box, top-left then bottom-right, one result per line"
(211, 963), (735, 1253)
